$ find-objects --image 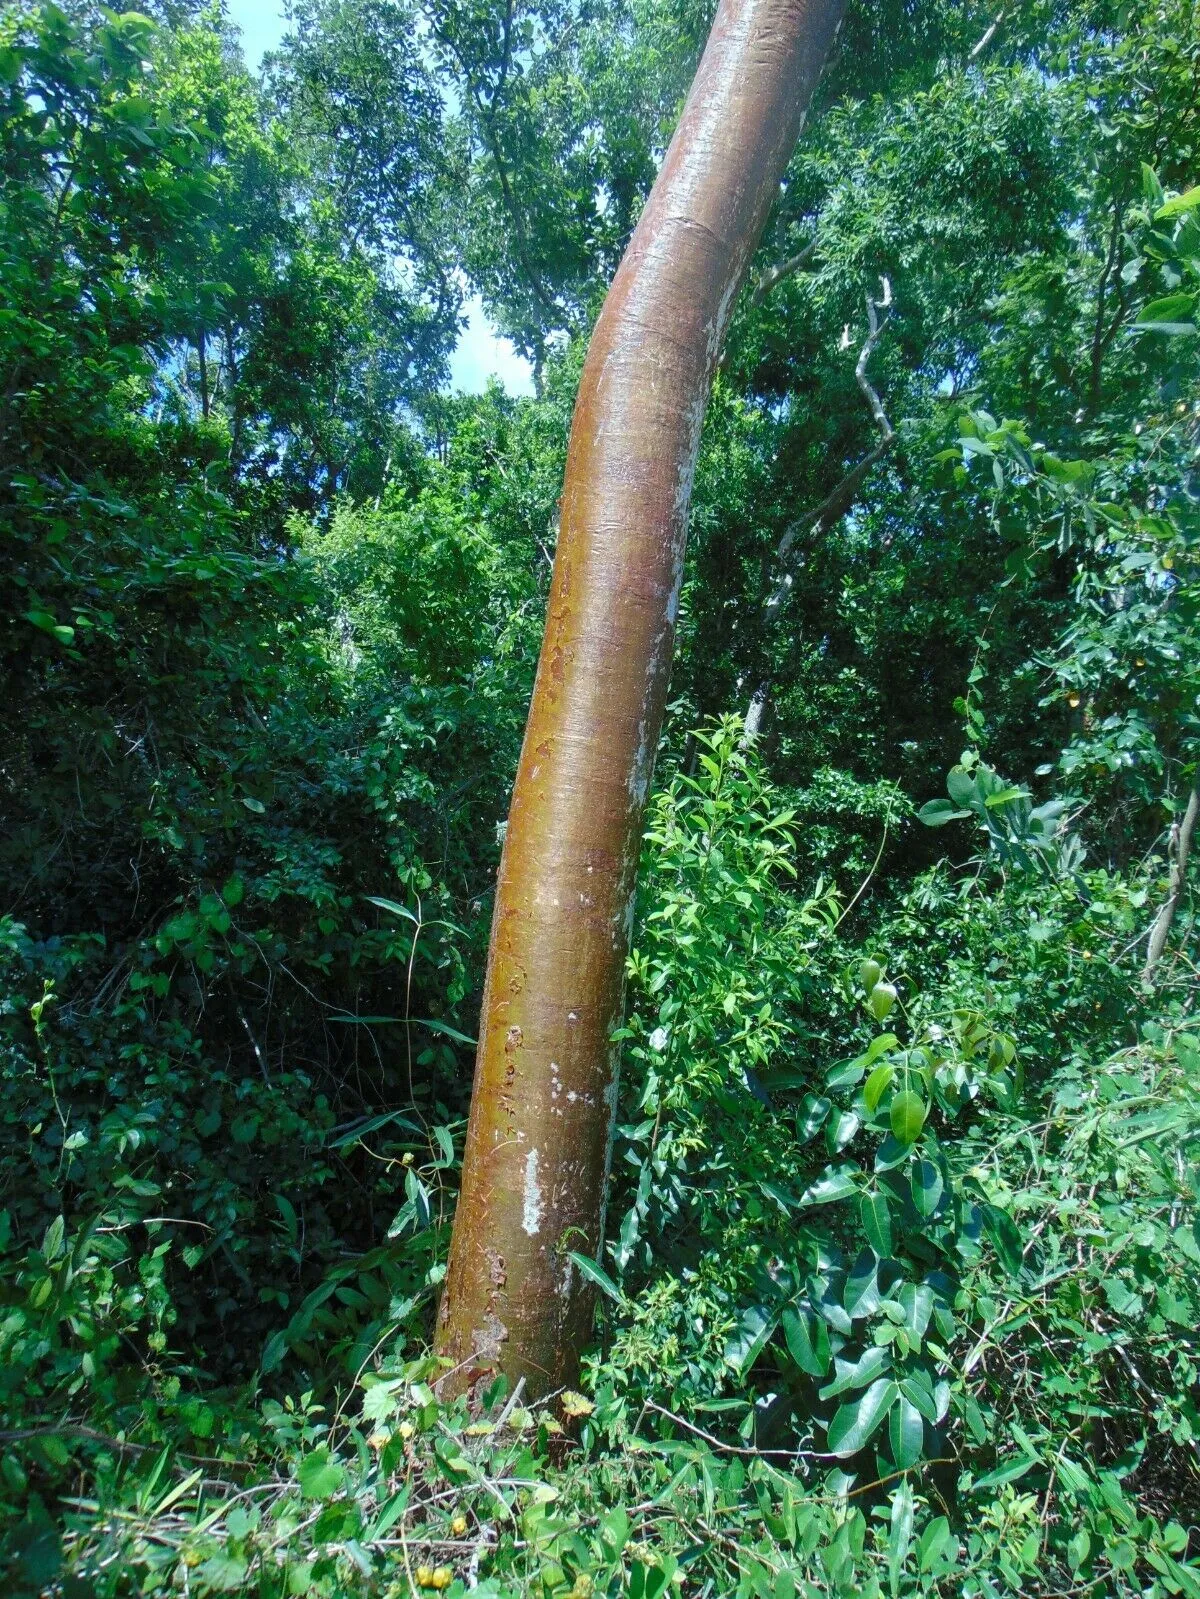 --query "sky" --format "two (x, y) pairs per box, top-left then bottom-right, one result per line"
(223, 0), (535, 397)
